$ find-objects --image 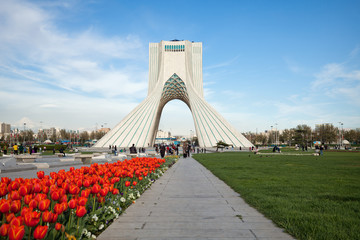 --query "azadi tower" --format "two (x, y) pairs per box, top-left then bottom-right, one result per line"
(94, 40), (253, 148)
